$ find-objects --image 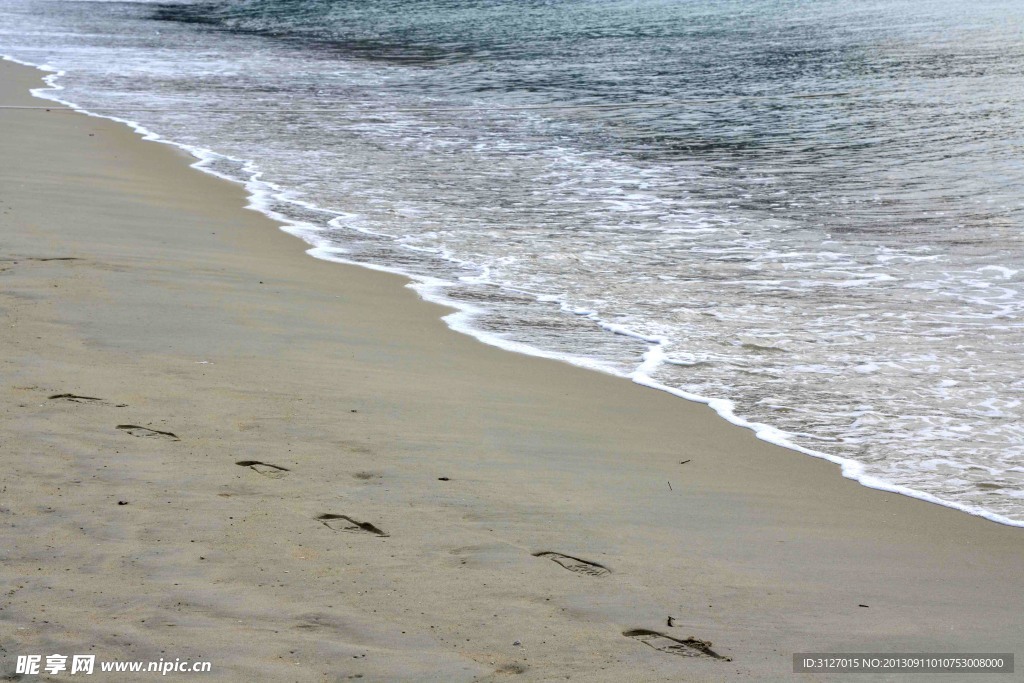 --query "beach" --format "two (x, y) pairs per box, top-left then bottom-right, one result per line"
(1, 57), (1022, 681)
